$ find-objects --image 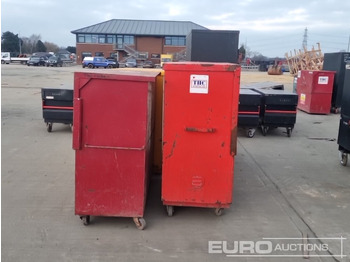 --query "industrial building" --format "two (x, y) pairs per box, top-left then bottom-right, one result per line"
(71, 19), (208, 64)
